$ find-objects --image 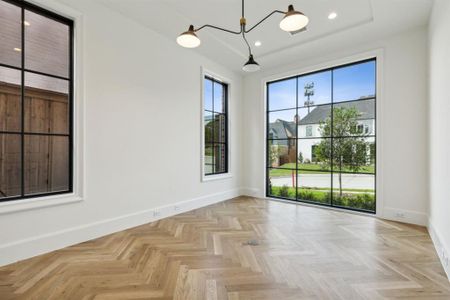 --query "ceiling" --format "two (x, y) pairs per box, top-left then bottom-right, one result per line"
(95, 0), (434, 73)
